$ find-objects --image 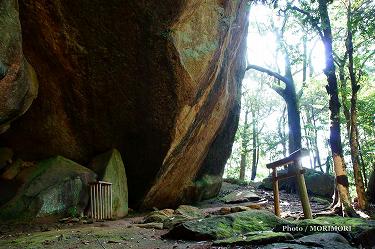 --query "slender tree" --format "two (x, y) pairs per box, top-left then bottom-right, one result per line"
(239, 109), (250, 181)
(317, 0), (354, 215)
(345, 0), (367, 209)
